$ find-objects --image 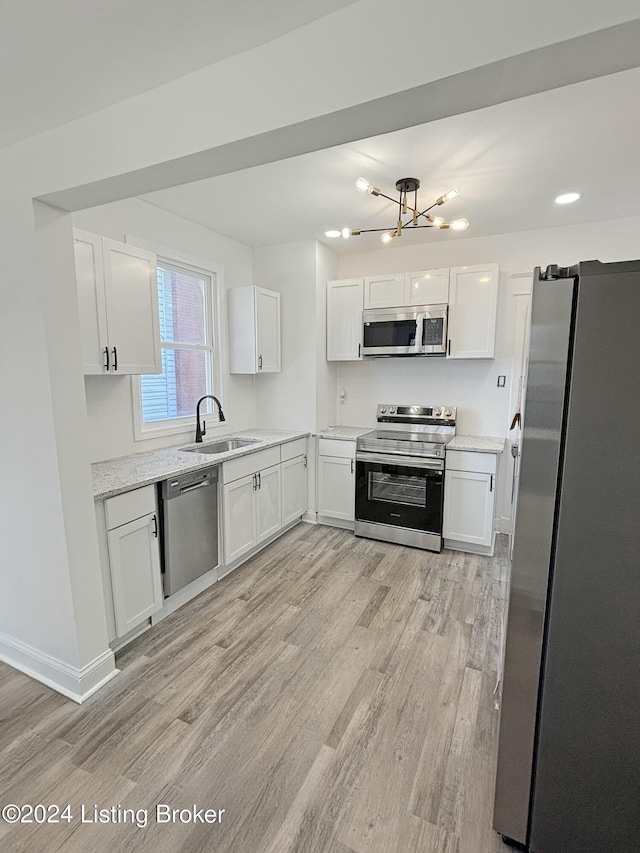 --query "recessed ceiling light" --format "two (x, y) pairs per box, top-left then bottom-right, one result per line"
(555, 192), (581, 205)
(324, 230), (341, 238)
